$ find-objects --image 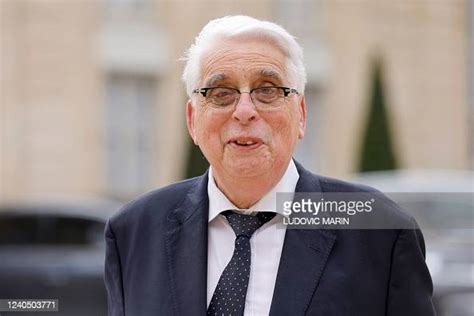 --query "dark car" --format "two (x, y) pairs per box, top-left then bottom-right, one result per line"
(352, 170), (474, 316)
(0, 198), (121, 316)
